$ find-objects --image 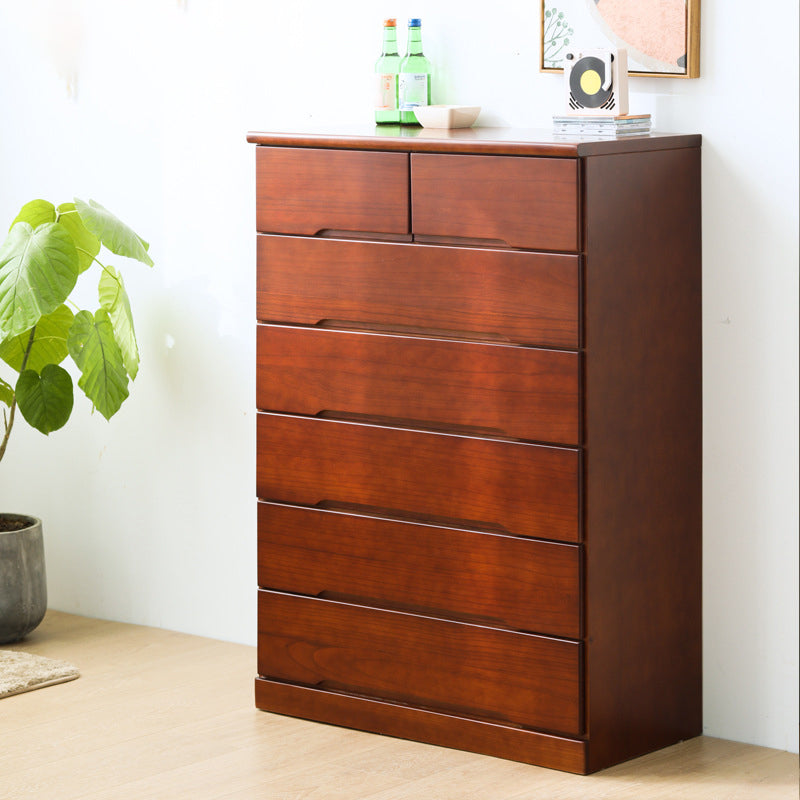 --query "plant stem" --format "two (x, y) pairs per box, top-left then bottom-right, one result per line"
(0, 326), (37, 464)
(0, 396), (18, 464)
(97, 259), (116, 279)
